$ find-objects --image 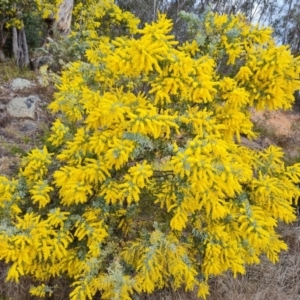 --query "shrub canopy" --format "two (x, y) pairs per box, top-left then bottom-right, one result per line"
(1, 4), (300, 299)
